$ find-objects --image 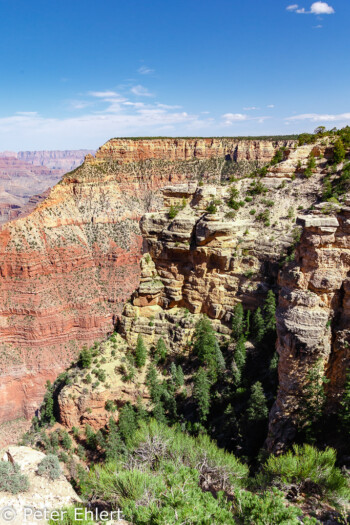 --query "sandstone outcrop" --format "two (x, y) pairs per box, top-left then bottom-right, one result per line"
(267, 203), (350, 451)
